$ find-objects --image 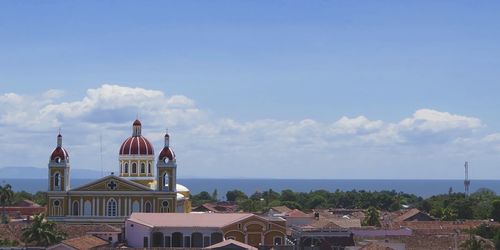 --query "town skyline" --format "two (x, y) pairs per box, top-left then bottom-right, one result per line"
(2, 1), (500, 179)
